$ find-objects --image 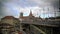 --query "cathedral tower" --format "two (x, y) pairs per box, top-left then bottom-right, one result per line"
(19, 12), (23, 18)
